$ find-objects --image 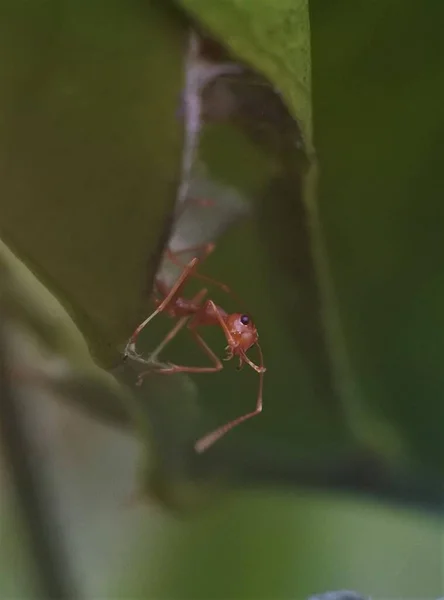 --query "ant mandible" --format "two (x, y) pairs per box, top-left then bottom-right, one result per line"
(124, 242), (265, 453)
